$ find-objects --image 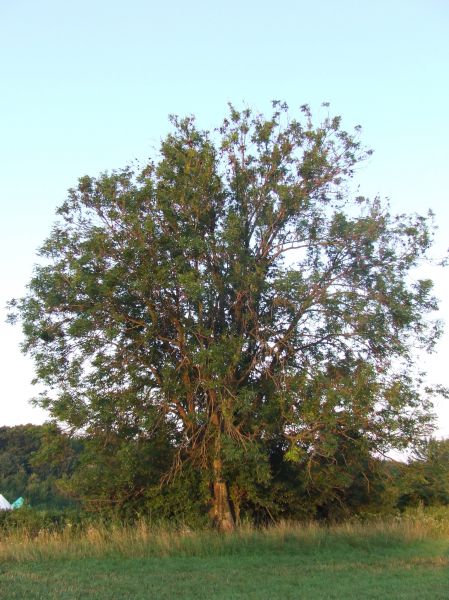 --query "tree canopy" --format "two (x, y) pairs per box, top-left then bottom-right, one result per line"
(9, 102), (443, 528)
